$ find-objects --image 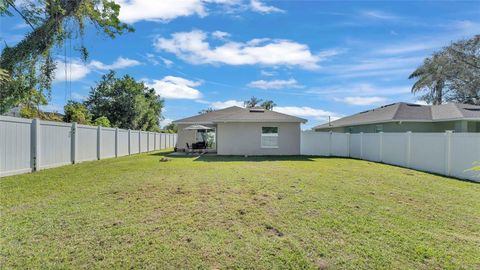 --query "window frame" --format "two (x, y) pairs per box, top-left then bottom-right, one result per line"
(261, 126), (279, 149)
